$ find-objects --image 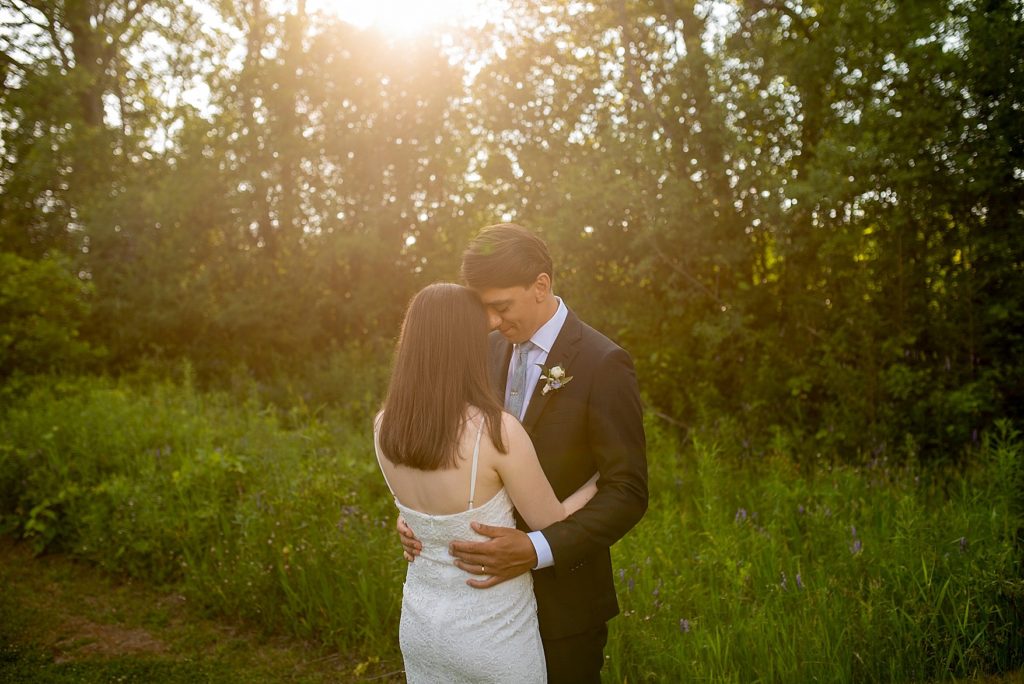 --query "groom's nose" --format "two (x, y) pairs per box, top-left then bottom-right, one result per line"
(487, 311), (502, 331)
